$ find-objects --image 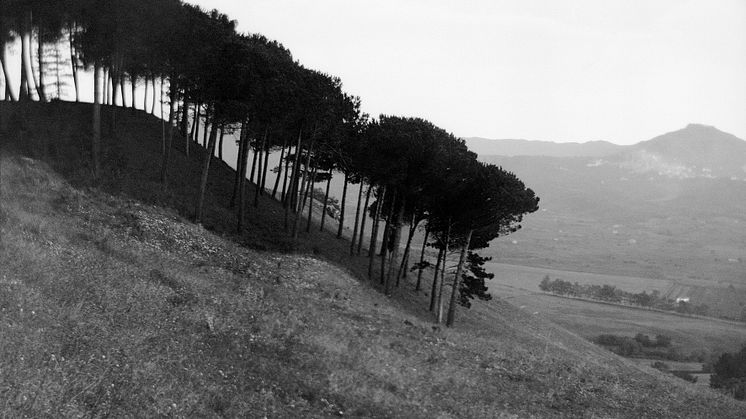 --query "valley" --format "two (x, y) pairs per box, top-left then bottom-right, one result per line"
(468, 125), (746, 325)
(485, 262), (746, 355)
